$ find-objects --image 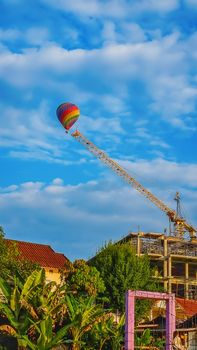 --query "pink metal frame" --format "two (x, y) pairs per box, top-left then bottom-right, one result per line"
(125, 290), (176, 350)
